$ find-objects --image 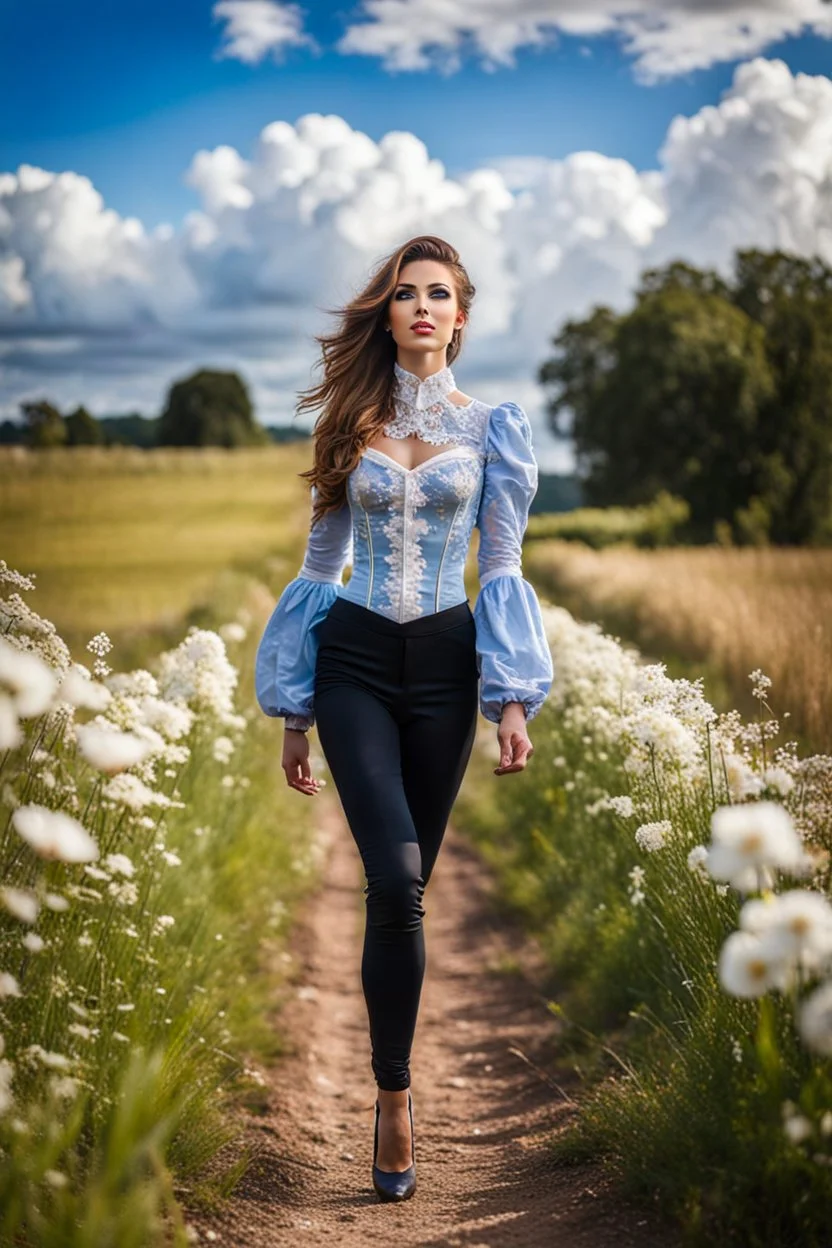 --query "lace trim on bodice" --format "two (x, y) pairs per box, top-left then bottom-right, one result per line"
(383, 361), (476, 446)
